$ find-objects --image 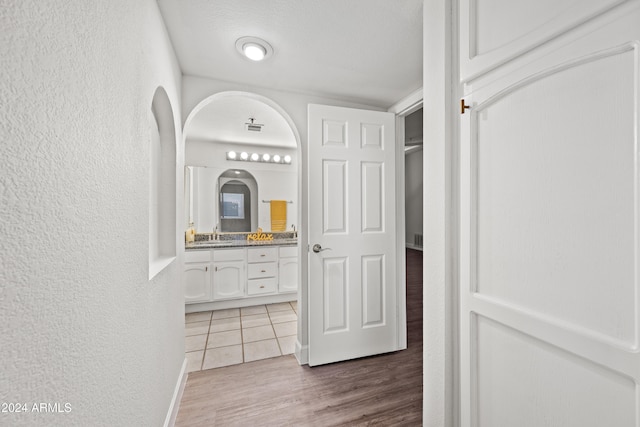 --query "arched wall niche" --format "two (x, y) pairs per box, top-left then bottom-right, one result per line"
(149, 86), (177, 280)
